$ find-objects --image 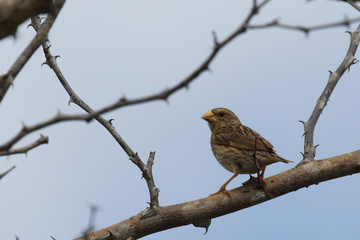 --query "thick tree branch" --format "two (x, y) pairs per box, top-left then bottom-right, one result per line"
(0, 0), (65, 104)
(73, 150), (360, 240)
(300, 24), (360, 161)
